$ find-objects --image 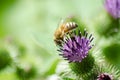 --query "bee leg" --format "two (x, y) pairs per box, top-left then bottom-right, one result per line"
(54, 39), (63, 46)
(68, 31), (75, 37)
